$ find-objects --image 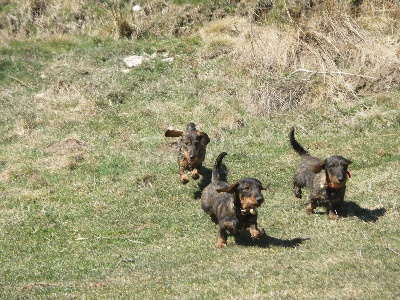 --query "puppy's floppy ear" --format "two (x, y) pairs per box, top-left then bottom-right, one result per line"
(216, 182), (239, 194)
(165, 129), (183, 137)
(311, 159), (326, 173)
(198, 132), (210, 145)
(344, 158), (352, 165)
